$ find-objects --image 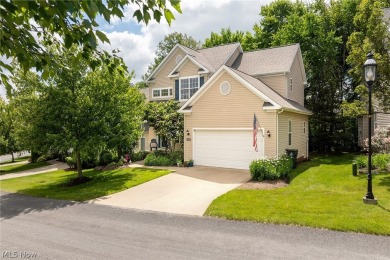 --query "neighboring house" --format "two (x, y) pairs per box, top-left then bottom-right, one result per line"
(141, 42), (311, 169)
(358, 8), (390, 148)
